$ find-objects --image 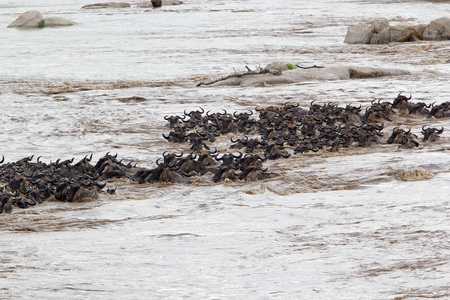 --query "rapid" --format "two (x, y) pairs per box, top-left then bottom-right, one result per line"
(0, 0), (449, 299)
